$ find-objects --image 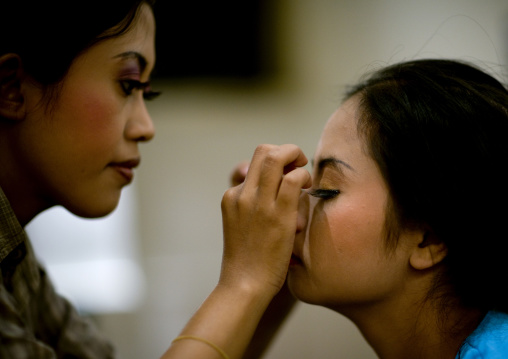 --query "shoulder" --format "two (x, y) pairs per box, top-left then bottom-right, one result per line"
(457, 311), (508, 359)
